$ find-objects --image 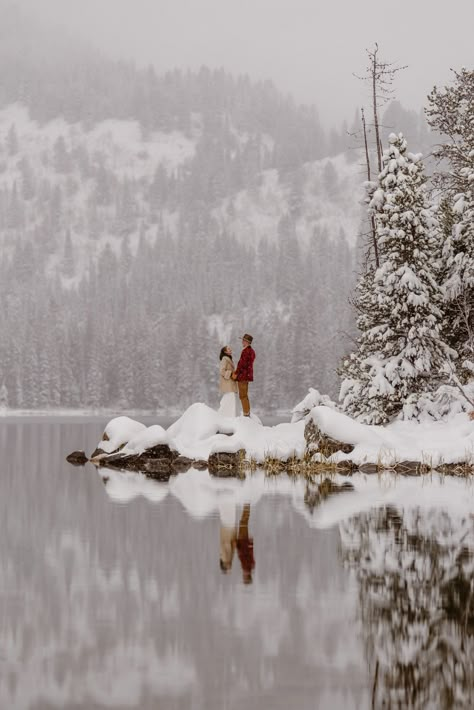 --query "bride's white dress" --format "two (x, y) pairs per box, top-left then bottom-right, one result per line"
(218, 392), (239, 418)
